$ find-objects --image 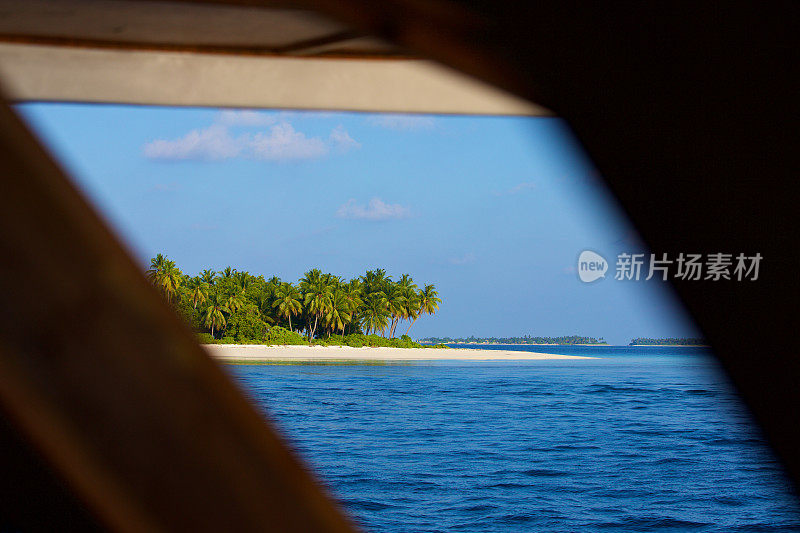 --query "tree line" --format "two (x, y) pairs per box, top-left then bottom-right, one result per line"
(629, 337), (707, 346)
(421, 335), (606, 345)
(146, 254), (441, 344)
